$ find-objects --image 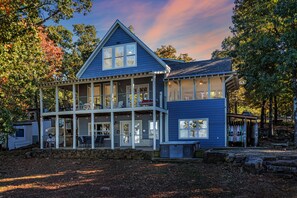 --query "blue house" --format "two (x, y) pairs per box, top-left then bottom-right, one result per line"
(39, 20), (238, 151)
